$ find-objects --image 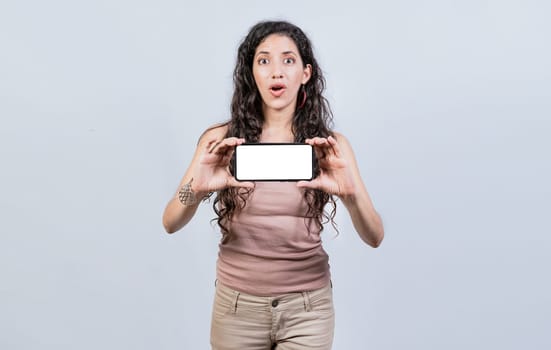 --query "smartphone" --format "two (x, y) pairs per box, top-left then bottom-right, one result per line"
(234, 143), (315, 181)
